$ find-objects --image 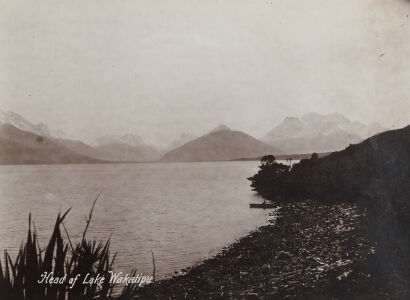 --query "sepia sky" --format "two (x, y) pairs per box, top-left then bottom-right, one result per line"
(1, 0), (409, 146)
